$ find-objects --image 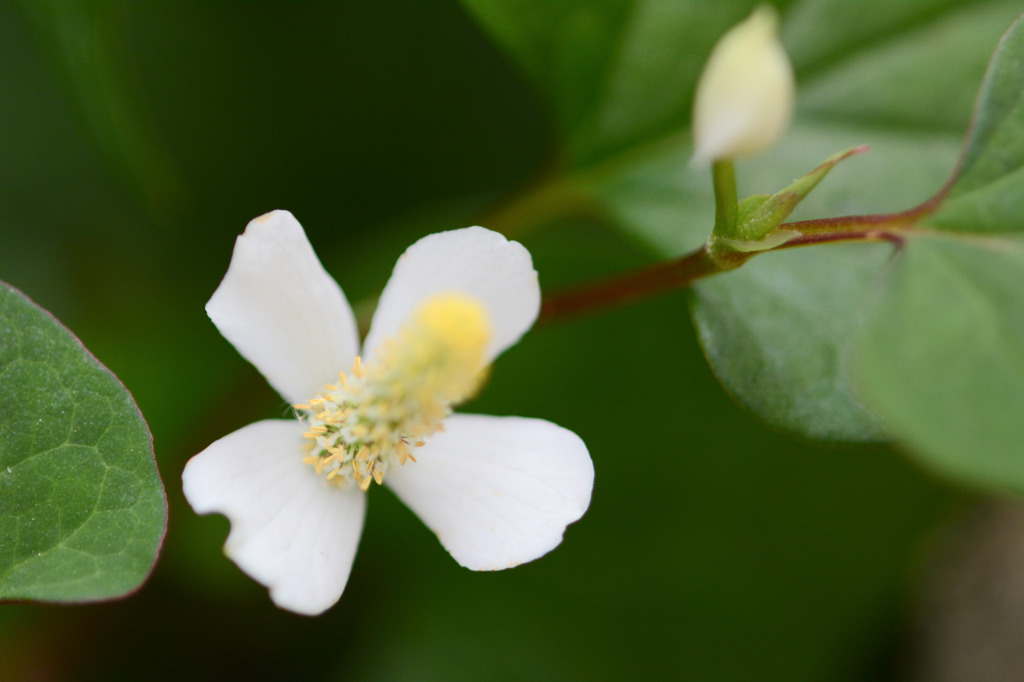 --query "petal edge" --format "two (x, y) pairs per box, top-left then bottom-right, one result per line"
(385, 414), (593, 571)
(182, 419), (366, 615)
(363, 227), (540, 364)
(206, 210), (359, 405)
